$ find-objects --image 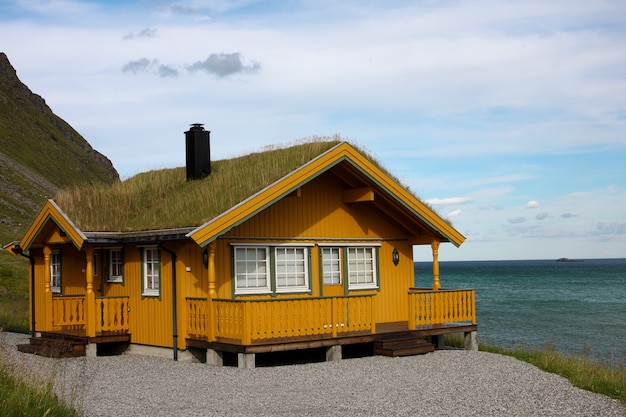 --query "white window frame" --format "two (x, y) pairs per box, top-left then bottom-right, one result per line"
(346, 246), (378, 290)
(232, 244), (312, 295)
(50, 250), (61, 294)
(234, 246), (271, 295)
(108, 247), (123, 283)
(321, 247), (342, 285)
(275, 246), (309, 293)
(142, 246), (160, 297)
